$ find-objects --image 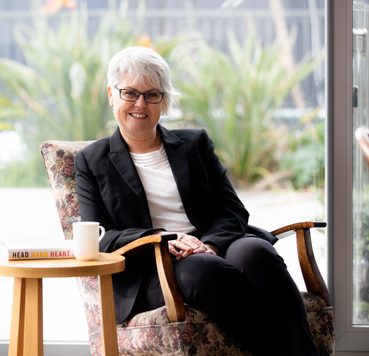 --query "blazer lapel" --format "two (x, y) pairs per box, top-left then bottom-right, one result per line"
(108, 128), (150, 215)
(107, 125), (196, 227)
